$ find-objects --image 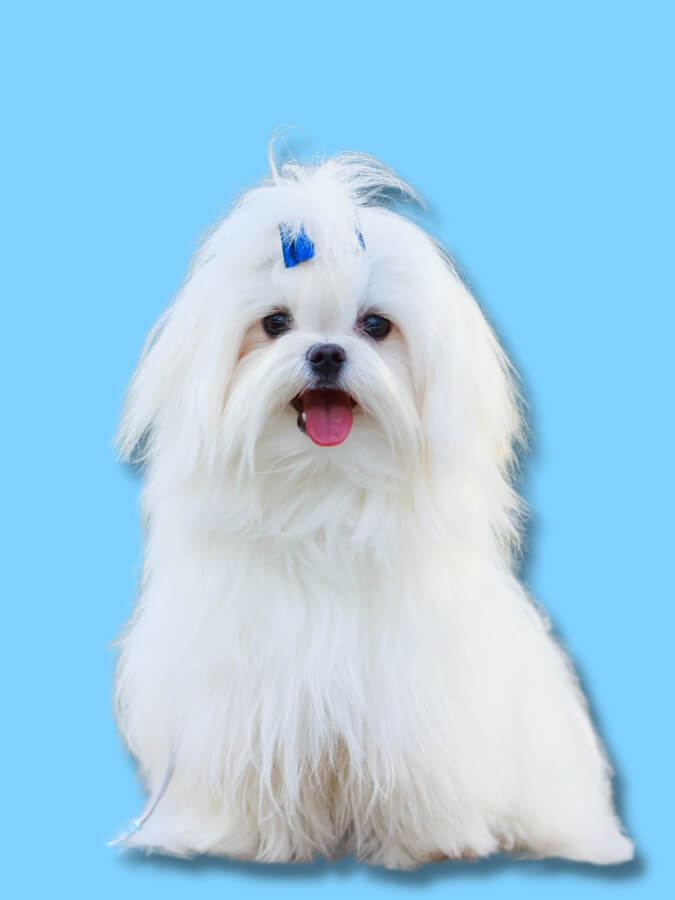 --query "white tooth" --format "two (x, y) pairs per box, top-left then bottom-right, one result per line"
(300, 411), (307, 423)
